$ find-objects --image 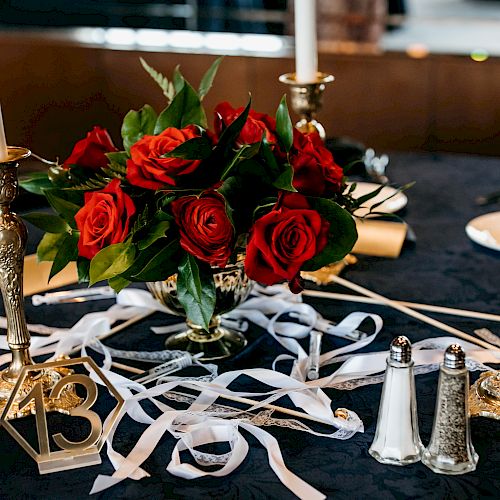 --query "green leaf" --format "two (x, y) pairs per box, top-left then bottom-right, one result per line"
(172, 65), (185, 93)
(138, 220), (170, 250)
(275, 95), (293, 152)
(162, 137), (212, 160)
(89, 242), (136, 285)
(260, 138), (280, 179)
(302, 198), (358, 271)
(140, 57), (175, 101)
(22, 212), (70, 233)
(47, 165), (71, 187)
(45, 191), (81, 227)
(176, 254), (216, 332)
(77, 258), (90, 283)
(355, 184), (385, 207)
(367, 182), (415, 214)
(272, 163), (296, 192)
(198, 56), (223, 100)
(108, 276), (131, 293)
(37, 232), (67, 262)
(49, 232), (79, 280)
(19, 172), (52, 195)
(156, 204), (175, 218)
(155, 82), (207, 132)
(106, 151), (129, 168)
(215, 98), (251, 155)
(121, 104), (157, 153)
(220, 142), (261, 180)
(129, 240), (180, 281)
